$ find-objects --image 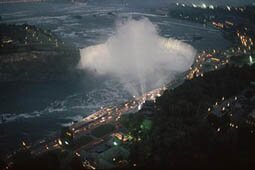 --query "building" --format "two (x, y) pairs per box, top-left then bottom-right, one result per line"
(208, 85), (255, 132)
